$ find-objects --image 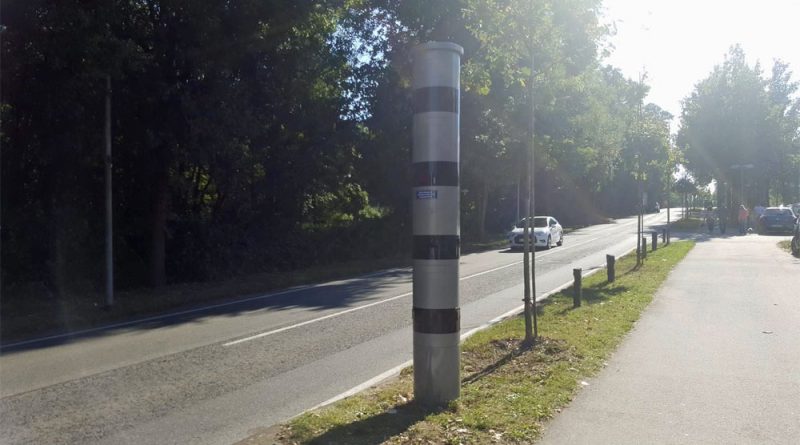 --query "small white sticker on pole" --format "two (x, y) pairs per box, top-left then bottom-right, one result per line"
(415, 190), (438, 200)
